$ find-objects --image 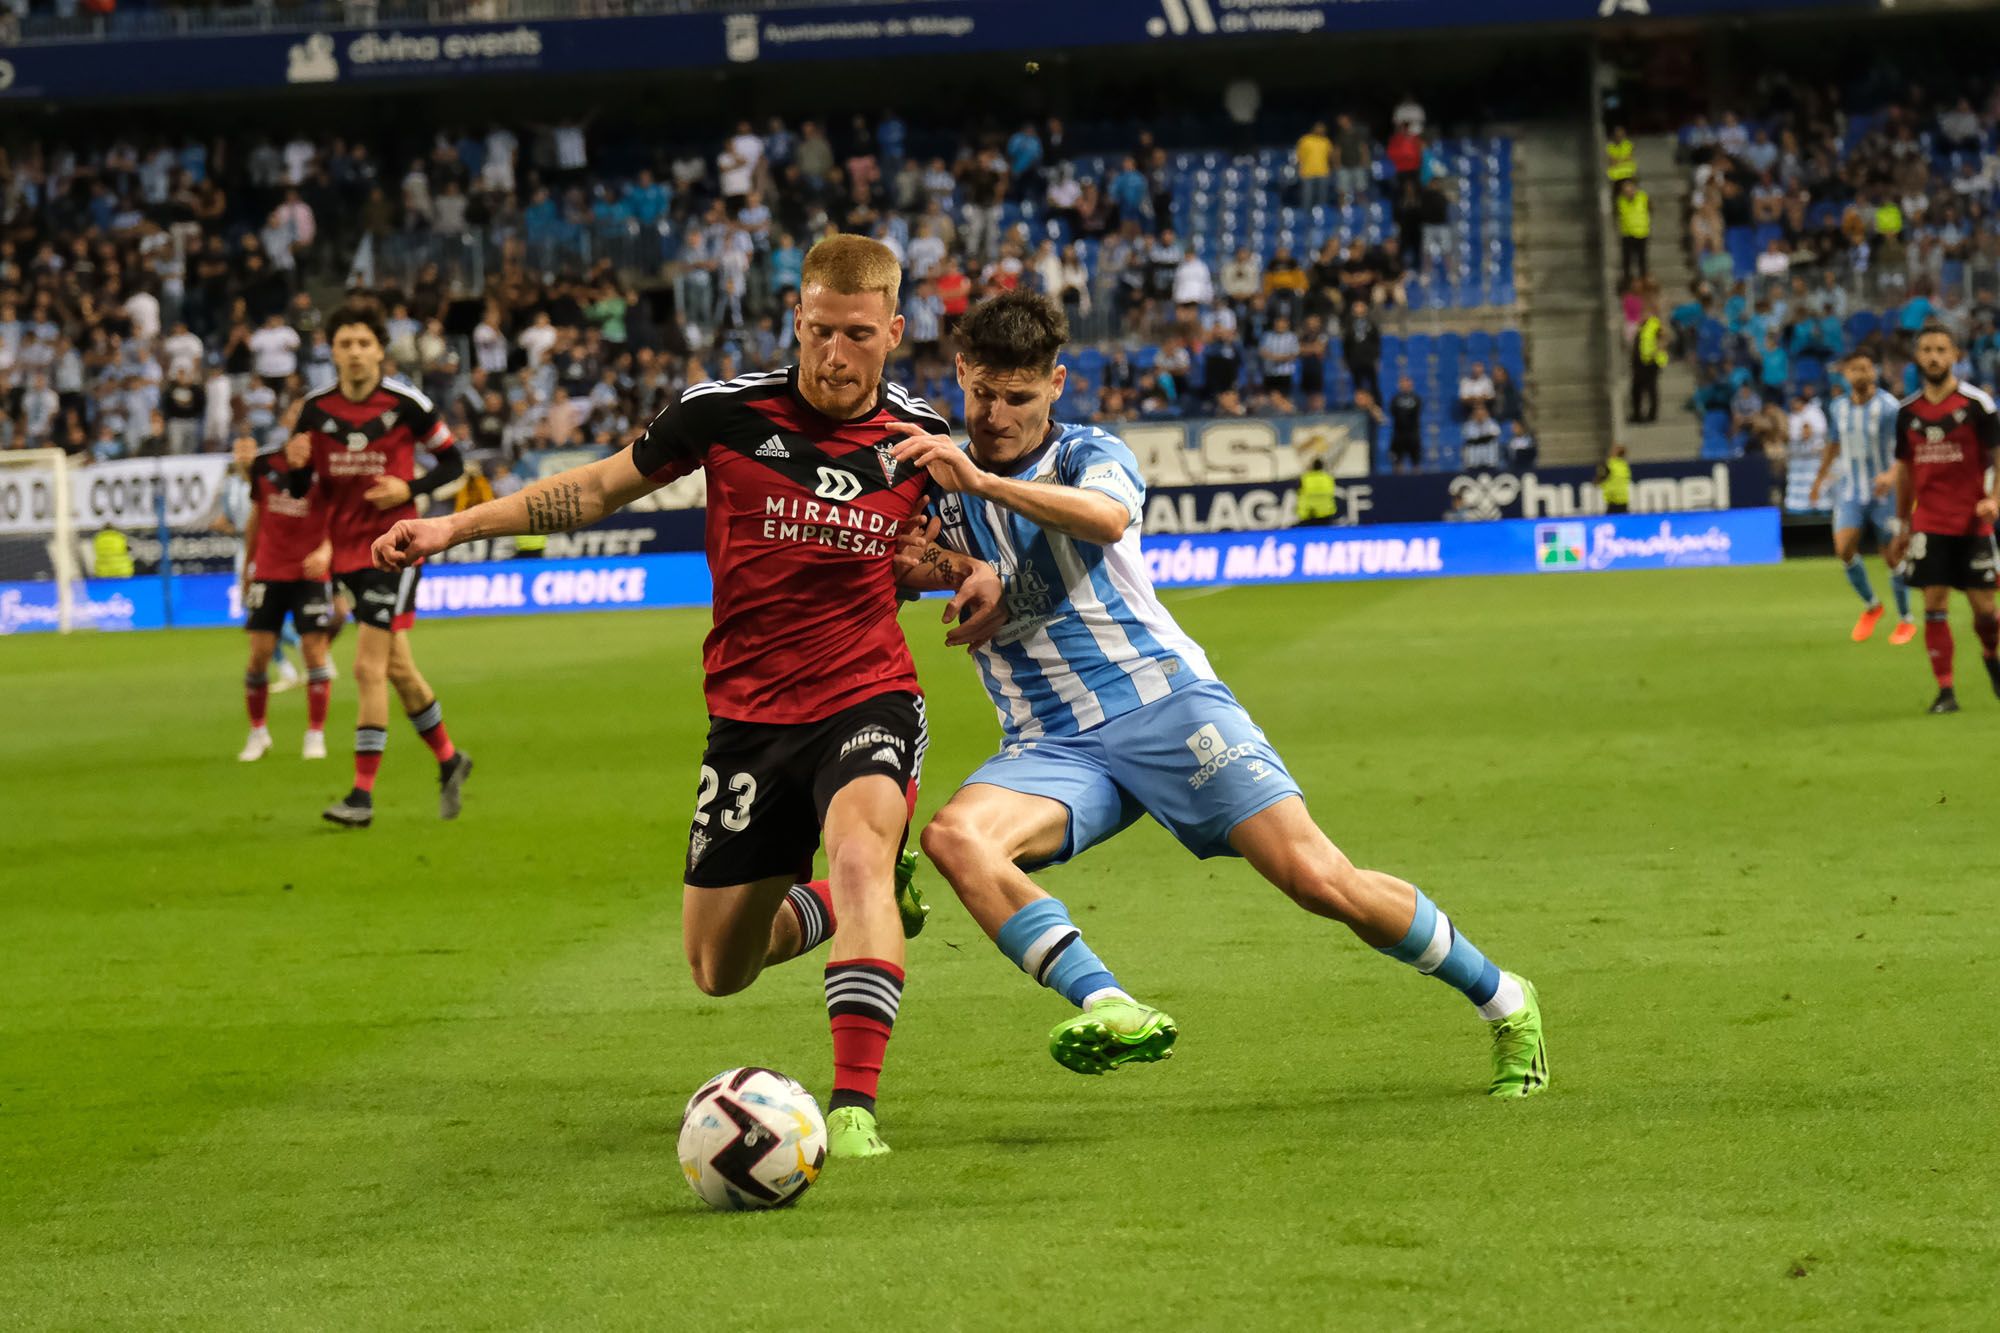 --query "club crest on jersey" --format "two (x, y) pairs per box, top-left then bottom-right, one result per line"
(381, 410), (398, 430)
(873, 441), (900, 484)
